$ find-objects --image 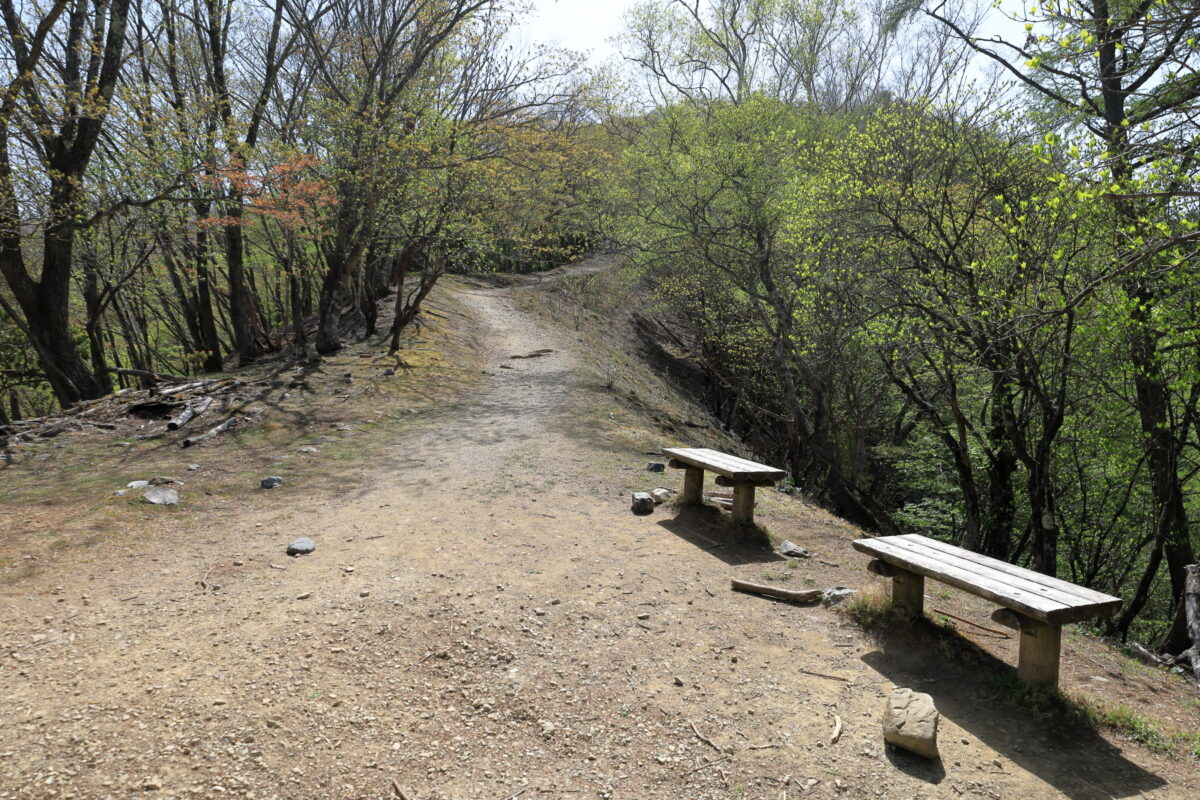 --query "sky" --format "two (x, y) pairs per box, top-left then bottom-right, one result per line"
(517, 0), (1025, 69)
(519, 0), (636, 64)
